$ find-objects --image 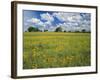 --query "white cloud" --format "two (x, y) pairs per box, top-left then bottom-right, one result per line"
(27, 18), (41, 24)
(37, 21), (44, 26)
(44, 21), (52, 26)
(27, 17), (53, 31)
(53, 12), (90, 32)
(53, 12), (66, 22)
(25, 12), (90, 32)
(27, 18), (45, 31)
(27, 17), (45, 27)
(40, 13), (54, 22)
(53, 12), (82, 22)
(56, 22), (81, 32)
(56, 23), (71, 31)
